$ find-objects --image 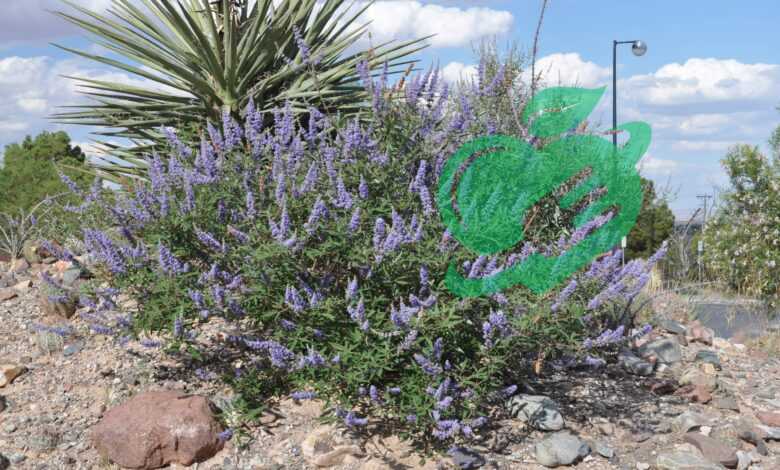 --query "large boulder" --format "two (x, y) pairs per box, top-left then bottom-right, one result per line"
(535, 432), (590, 467)
(638, 337), (682, 364)
(92, 390), (224, 469)
(507, 394), (565, 431)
